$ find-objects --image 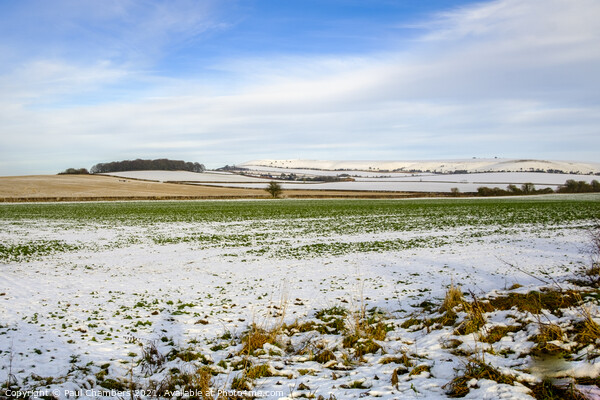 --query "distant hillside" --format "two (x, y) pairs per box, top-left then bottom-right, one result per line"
(90, 158), (205, 174)
(241, 158), (600, 175)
